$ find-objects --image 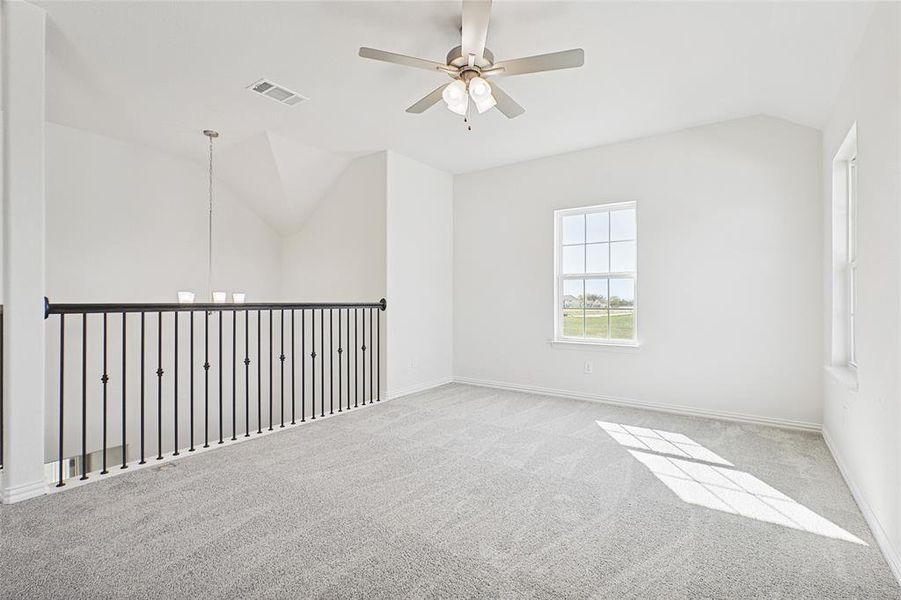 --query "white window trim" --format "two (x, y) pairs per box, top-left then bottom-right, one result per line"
(846, 154), (858, 370)
(553, 201), (639, 347)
